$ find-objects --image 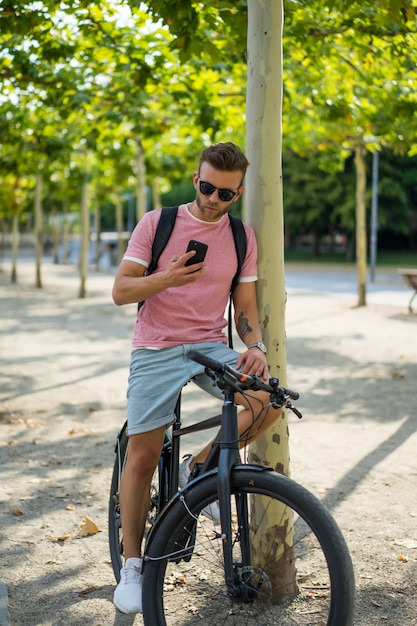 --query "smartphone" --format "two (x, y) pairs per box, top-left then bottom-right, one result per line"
(185, 240), (208, 266)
